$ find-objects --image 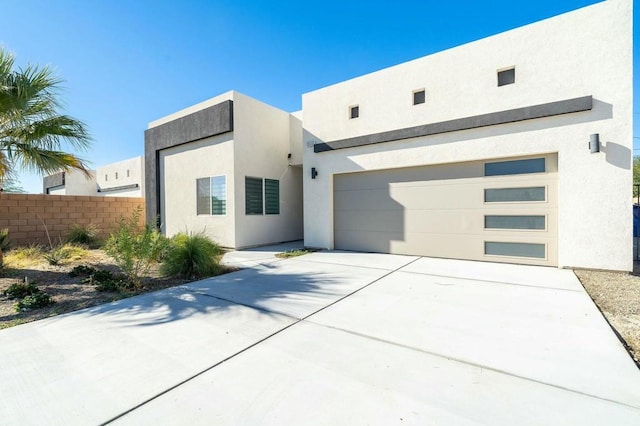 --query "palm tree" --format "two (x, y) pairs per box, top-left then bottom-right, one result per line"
(0, 49), (91, 190)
